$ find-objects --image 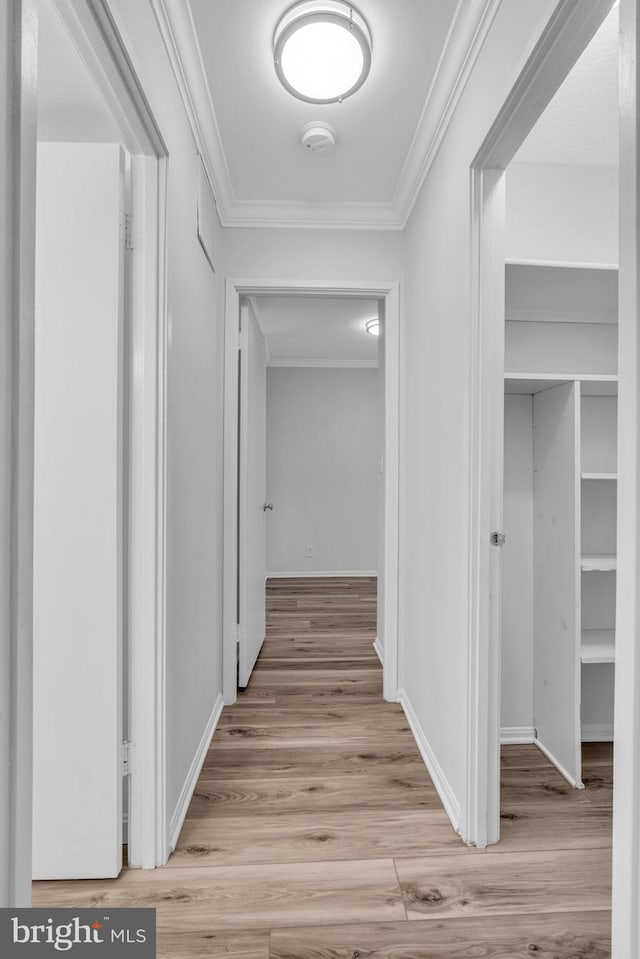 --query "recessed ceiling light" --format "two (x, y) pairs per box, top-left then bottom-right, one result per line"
(365, 318), (379, 336)
(273, 1), (372, 104)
